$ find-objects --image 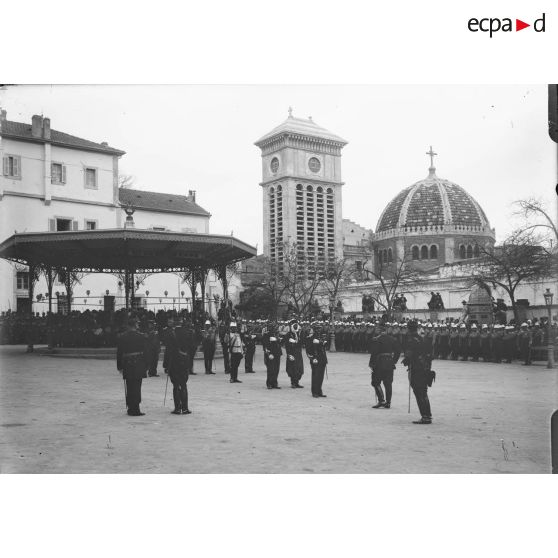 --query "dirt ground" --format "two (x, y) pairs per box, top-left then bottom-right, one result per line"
(0, 345), (555, 473)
